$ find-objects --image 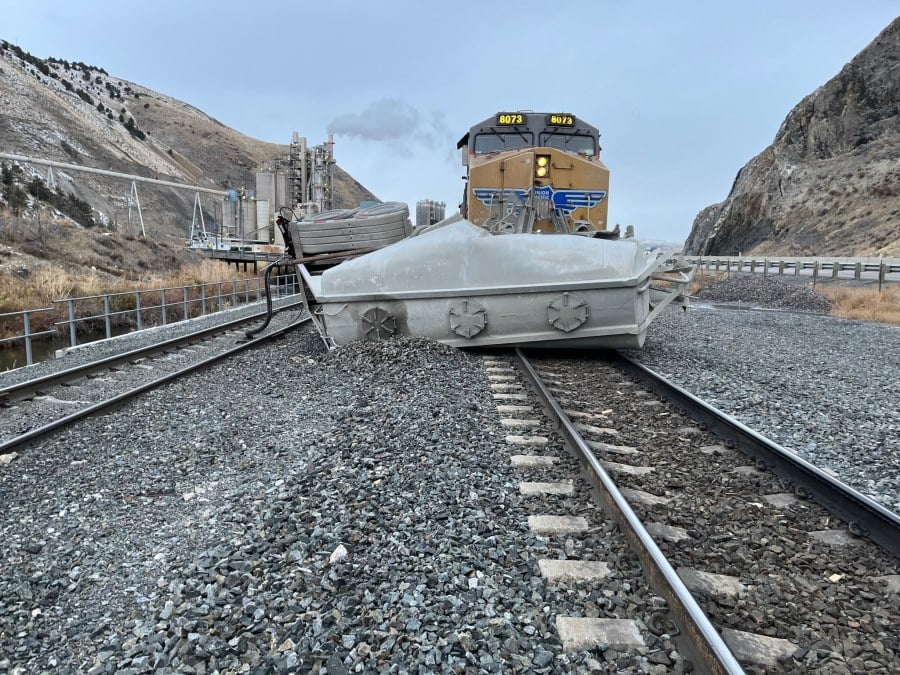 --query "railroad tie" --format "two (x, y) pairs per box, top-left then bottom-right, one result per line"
(500, 418), (541, 428)
(538, 559), (610, 582)
(763, 493), (800, 508)
(490, 382), (523, 391)
(677, 567), (746, 598)
(720, 628), (797, 668)
(574, 422), (619, 437)
(874, 575), (900, 593)
(644, 522), (691, 543)
(510, 454), (558, 467)
(809, 530), (866, 547)
(555, 617), (647, 653)
(505, 435), (550, 447)
(600, 460), (653, 476)
(492, 392), (529, 401)
(496, 404), (533, 414)
(587, 440), (639, 456)
(620, 487), (671, 507)
(527, 515), (588, 535)
(518, 481), (574, 496)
